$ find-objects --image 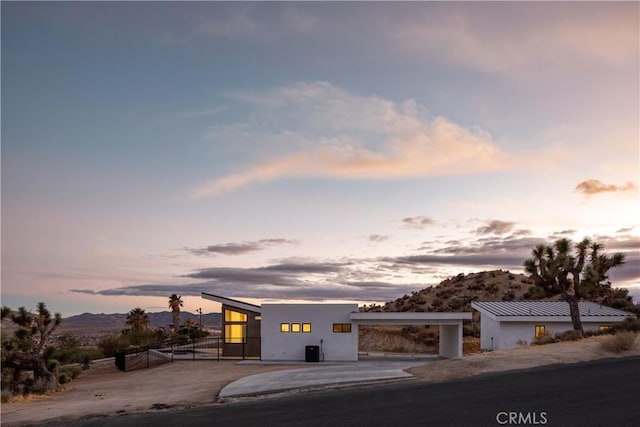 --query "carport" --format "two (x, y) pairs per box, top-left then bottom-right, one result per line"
(350, 312), (472, 358)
